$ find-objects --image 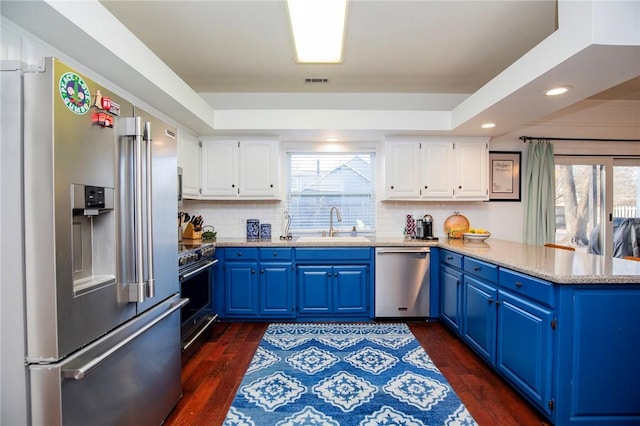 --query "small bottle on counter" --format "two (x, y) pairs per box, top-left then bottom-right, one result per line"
(351, 226), (357, 237)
